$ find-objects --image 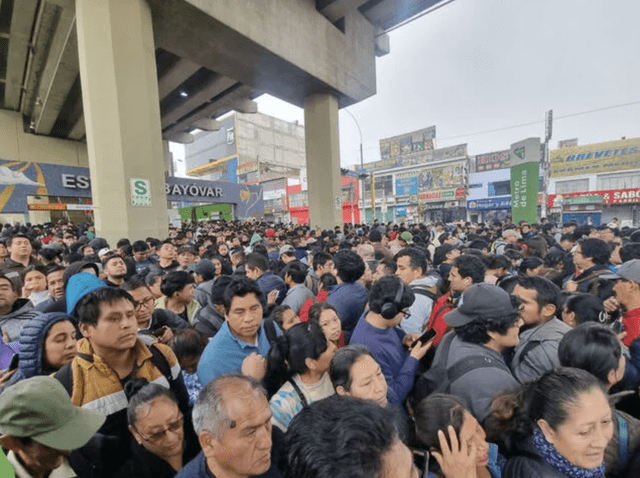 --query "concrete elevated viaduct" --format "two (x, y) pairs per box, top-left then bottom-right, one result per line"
(0, 0), (441, 242)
